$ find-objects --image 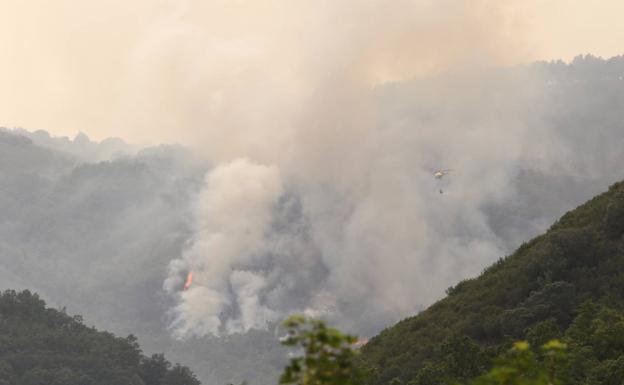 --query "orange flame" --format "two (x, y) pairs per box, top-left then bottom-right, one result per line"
(183, 271), (193, 291)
